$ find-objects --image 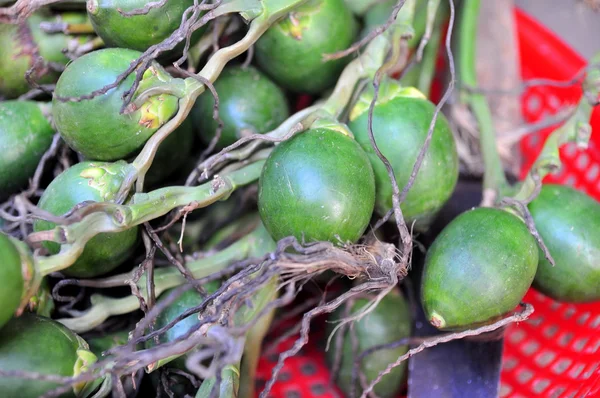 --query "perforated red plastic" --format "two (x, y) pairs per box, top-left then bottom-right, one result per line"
(501, 9), (600, 398)
(255, 8), (600, 398)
